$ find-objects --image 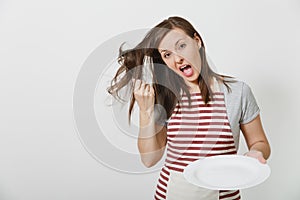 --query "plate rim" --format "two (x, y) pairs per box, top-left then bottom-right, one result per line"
(183, 154), (271, 190)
